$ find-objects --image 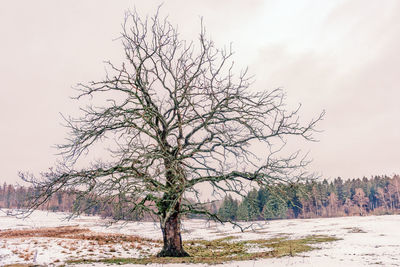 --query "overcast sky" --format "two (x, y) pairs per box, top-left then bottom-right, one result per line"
(1, 0), (399, 186)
